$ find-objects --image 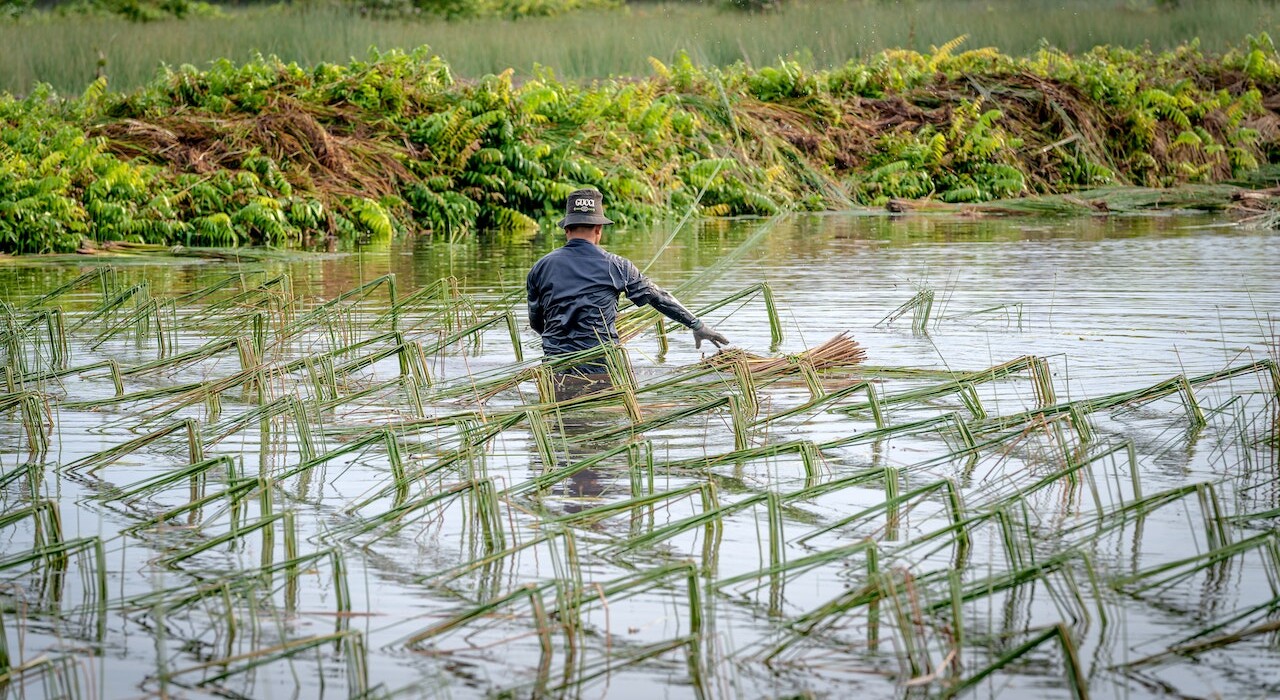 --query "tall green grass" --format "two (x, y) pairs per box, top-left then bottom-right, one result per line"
(3, 0), (1278, 95)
